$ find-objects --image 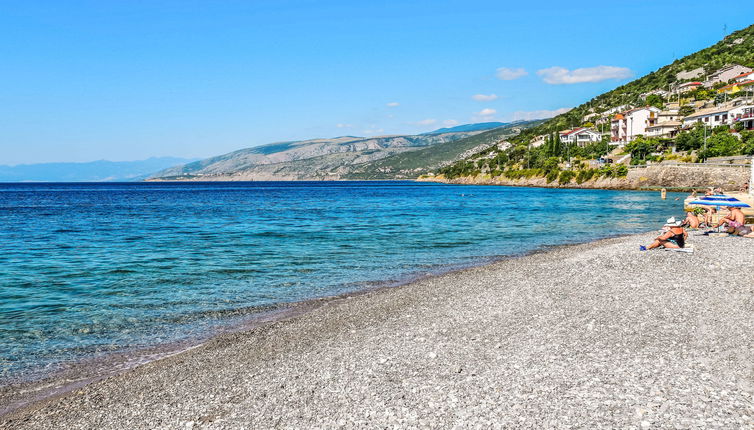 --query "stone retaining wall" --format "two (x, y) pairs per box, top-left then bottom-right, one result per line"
(420, 165), (749, 191)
